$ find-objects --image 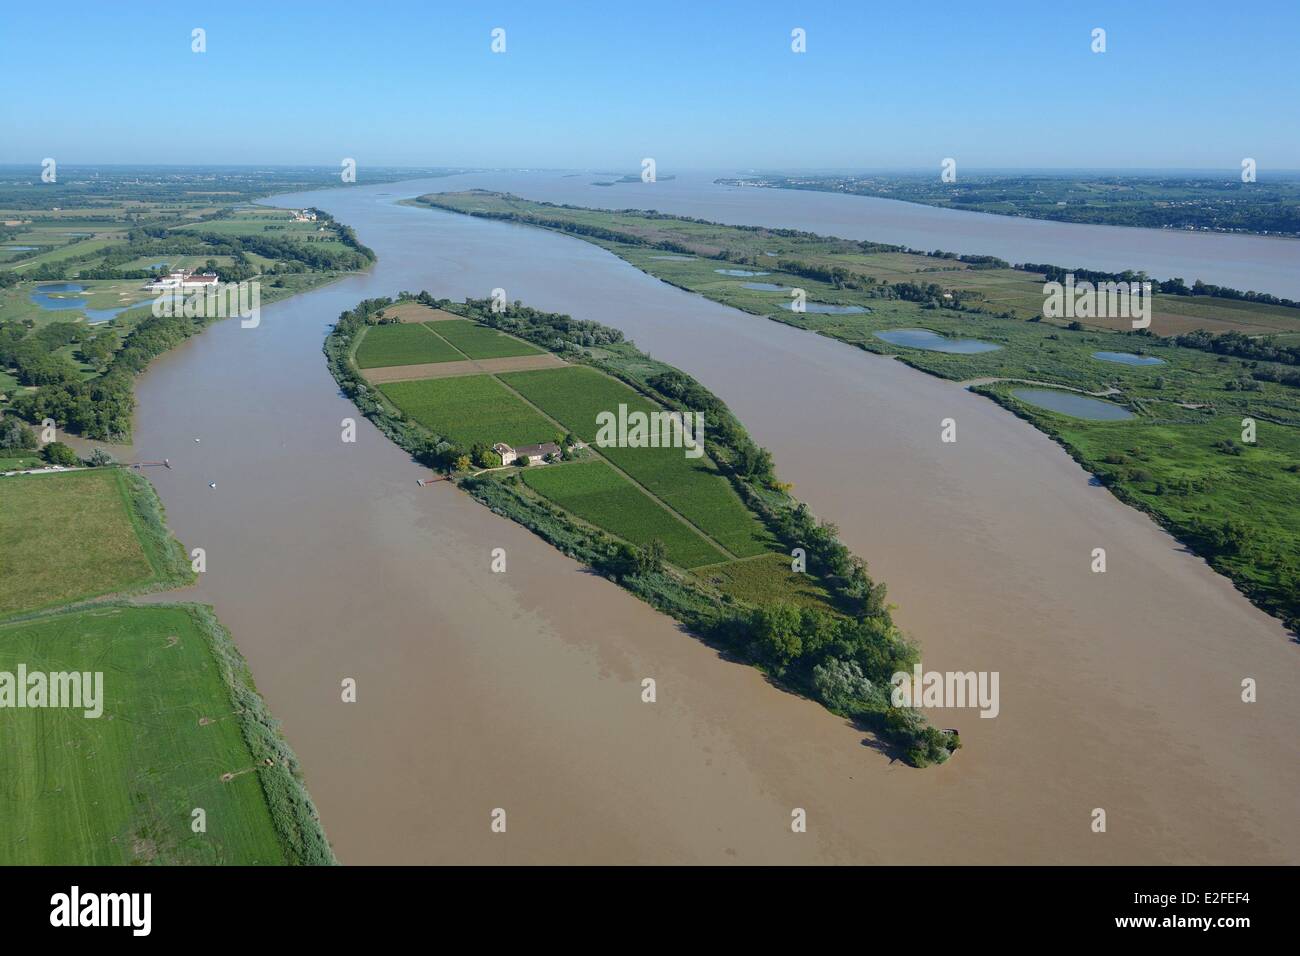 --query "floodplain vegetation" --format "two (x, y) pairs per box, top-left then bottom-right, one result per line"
(326, 294), (961, 767)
